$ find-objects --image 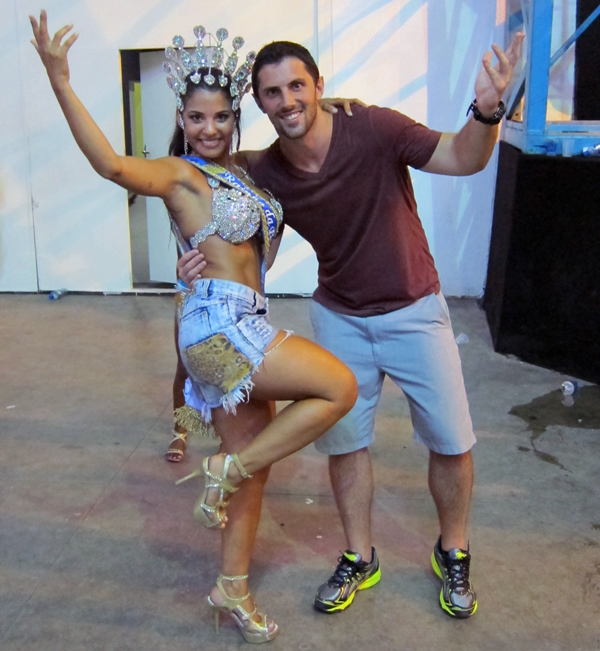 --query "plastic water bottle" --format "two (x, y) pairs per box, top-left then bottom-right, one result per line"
(561, 381), (579, 396)
(48, 288), (68, 300)
(582, 144), (600, 157)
